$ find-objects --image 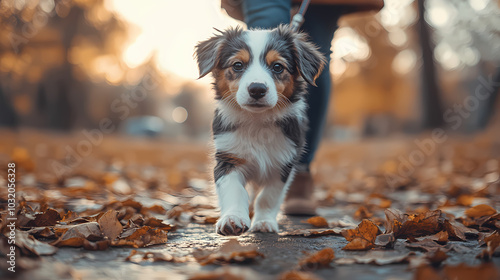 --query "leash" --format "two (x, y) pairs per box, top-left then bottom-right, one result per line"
(290, 0), (311, 32)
